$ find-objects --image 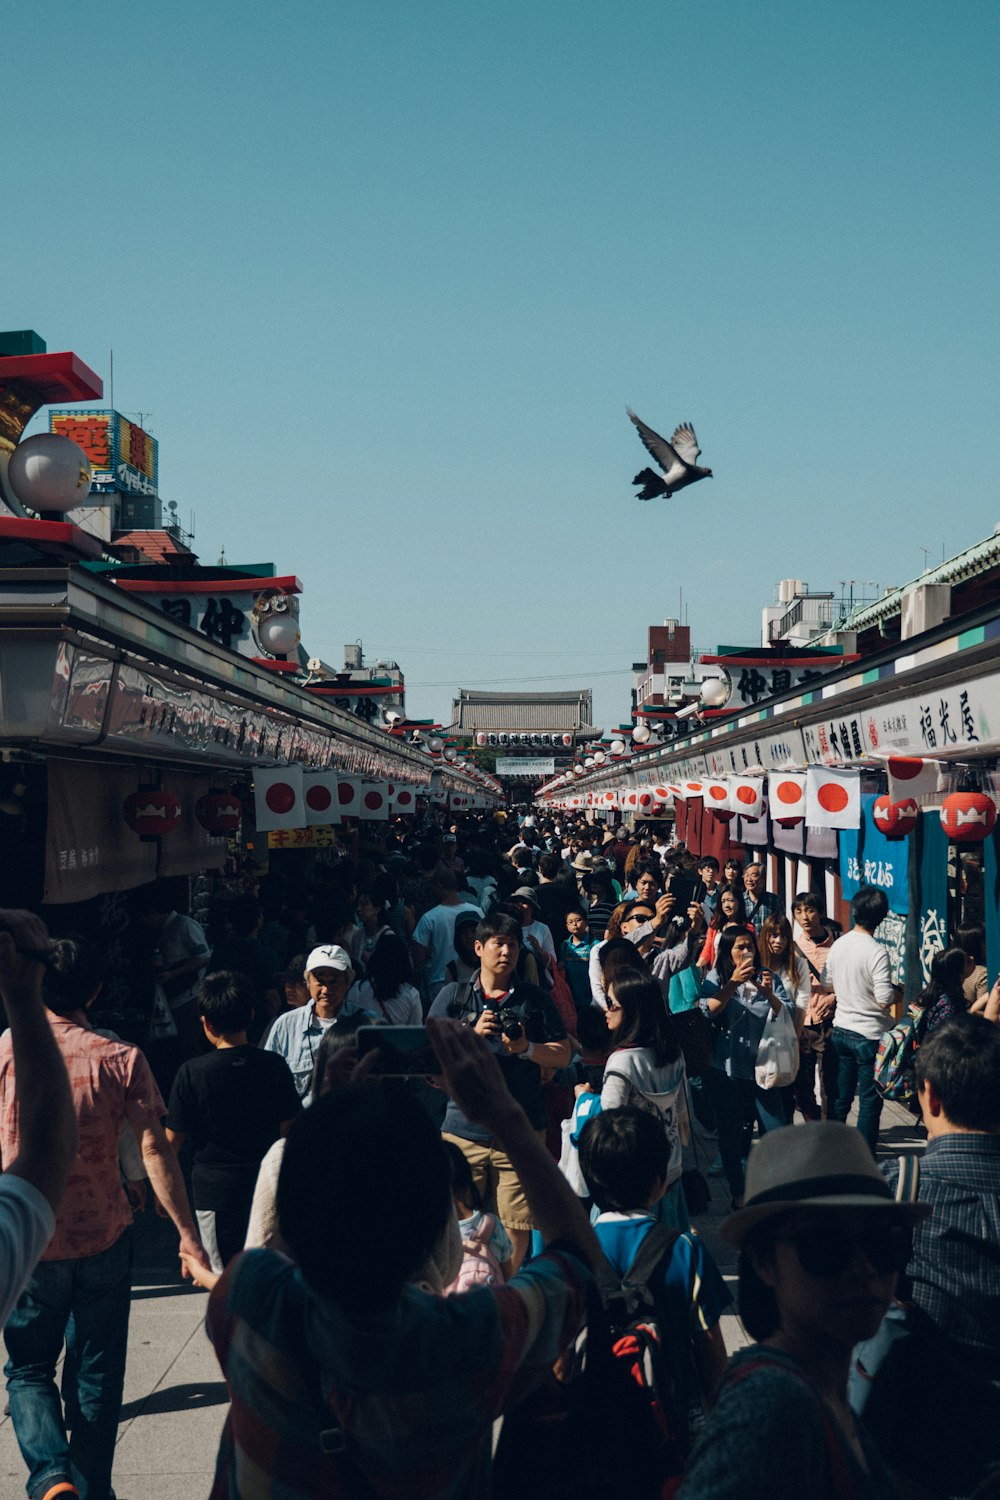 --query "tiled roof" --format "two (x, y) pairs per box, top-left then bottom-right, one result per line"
(111, 530), (196, 565)
(837, 531), (1000, 631)
(452, 689), (595, 732)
